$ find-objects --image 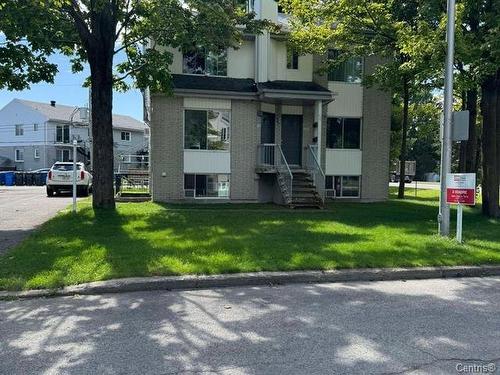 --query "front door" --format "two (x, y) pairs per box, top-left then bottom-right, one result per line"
(281, 114), (303, 166)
